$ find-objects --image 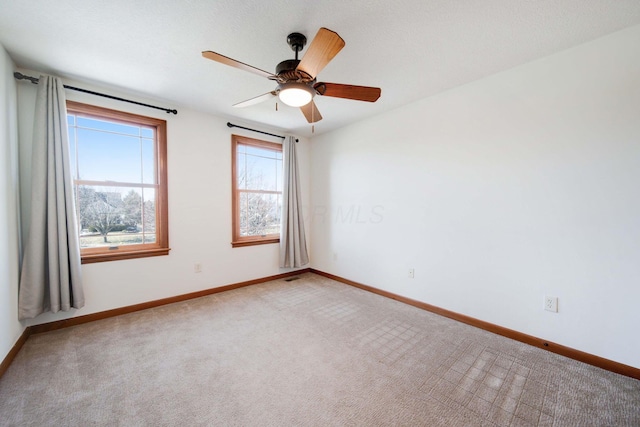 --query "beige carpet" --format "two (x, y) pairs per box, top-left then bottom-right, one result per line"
(1, 273), (638, 426)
